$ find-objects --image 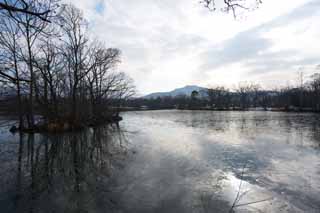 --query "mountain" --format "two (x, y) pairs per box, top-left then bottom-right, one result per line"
(144, 85), (207, 99)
